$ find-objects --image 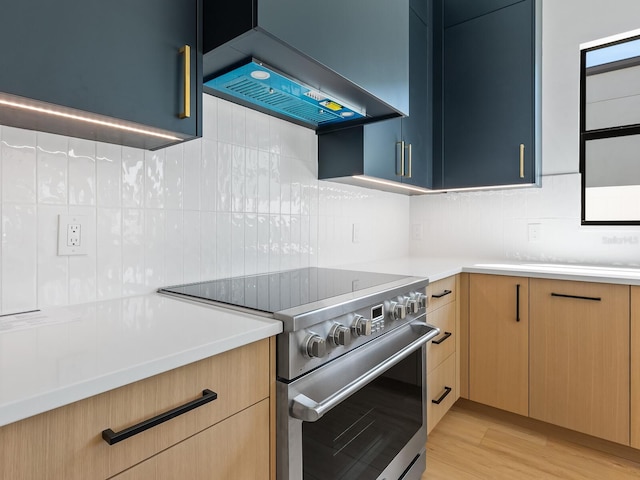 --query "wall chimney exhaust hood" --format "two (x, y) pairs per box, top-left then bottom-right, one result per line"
(203, 0), (409, 131)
